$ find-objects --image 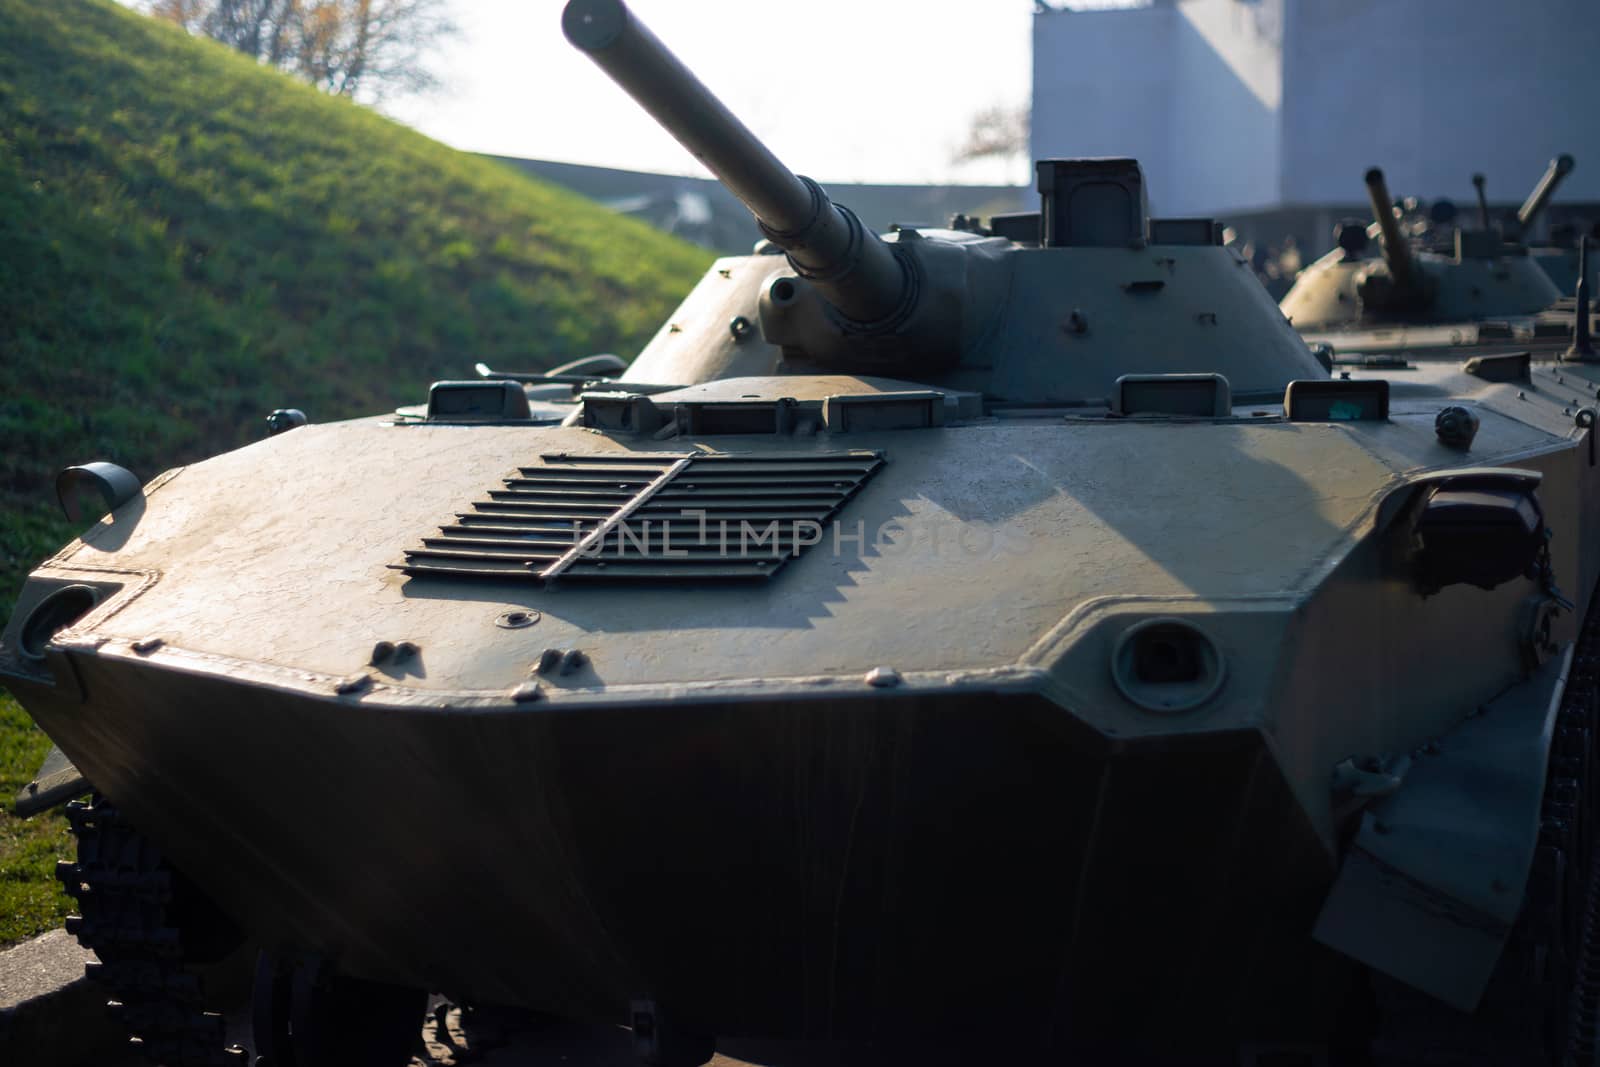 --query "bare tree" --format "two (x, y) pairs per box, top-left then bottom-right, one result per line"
(293, 0), (456, 99)
(145, 0), (456, 101)
(149, 0), (299, 65)
(953, 104), (1030, 166)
